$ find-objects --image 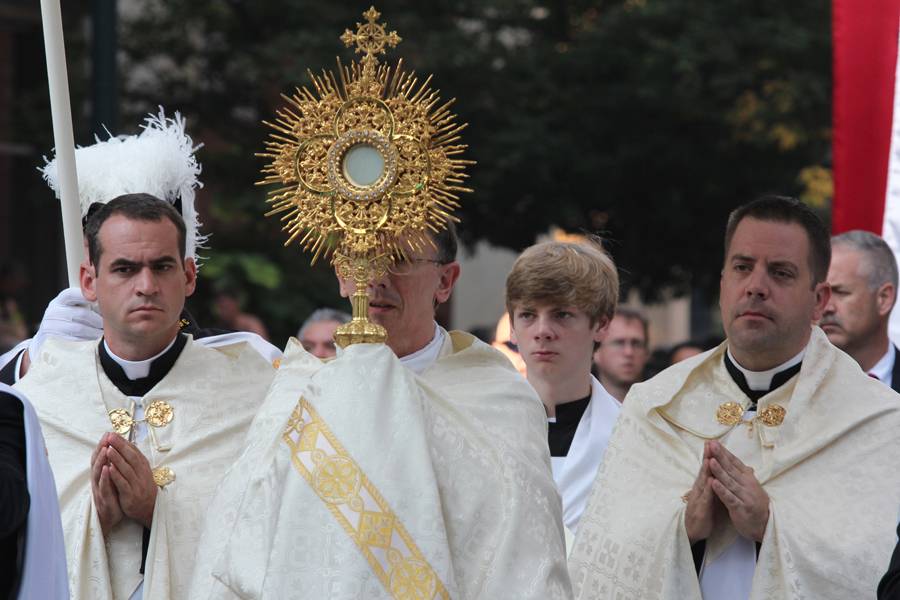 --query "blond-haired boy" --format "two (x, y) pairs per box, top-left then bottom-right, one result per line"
(506, 239), (621, 535)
